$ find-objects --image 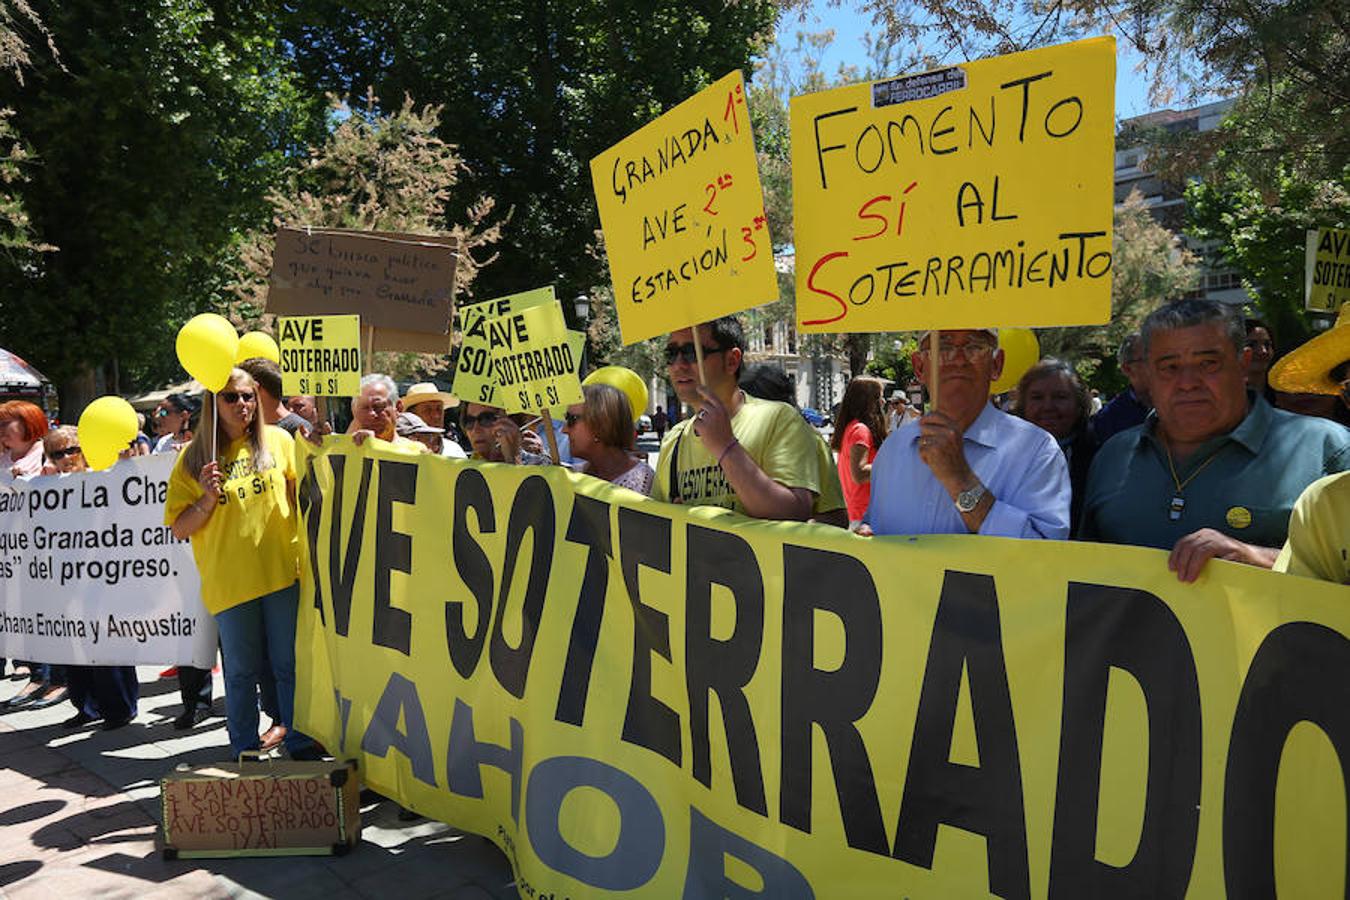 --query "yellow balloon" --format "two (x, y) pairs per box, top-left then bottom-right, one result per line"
(990, 328), (1040, 395)
(176, 313), (239, 392)
(583, 366), (648, 420)
(78, 395), (139, 471)
(235, 331), (280, 364)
